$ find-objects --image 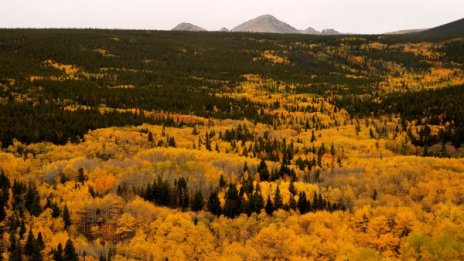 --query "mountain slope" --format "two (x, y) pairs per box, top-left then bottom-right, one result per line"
(300, 27), (319, 35)
(172, 23), (207, 32)
(420, 17), (464, 35)
(232, 14), (300, 34)
(383, 29), (426, 35)
(320, 29), (340, 35)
